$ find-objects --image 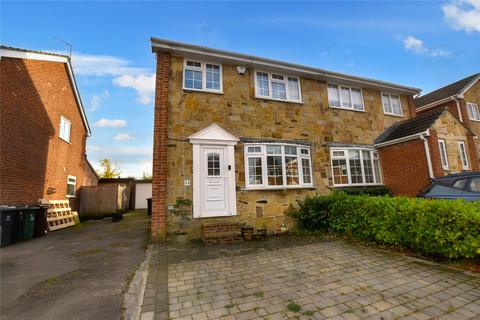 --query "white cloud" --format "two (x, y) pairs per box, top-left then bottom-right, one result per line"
(114, 133), (133, 141)
(70, 53), (147, 77)
(89, 89), (110, 111)
(403, 36), (452, 58)
(63, 51), (155, 105)
(117, 160), (153, 178)
(442, 0), (480, 33)
(113, 74), (155, 105)
(87, 145), (102, 153)
(94, 118), (127, 128)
